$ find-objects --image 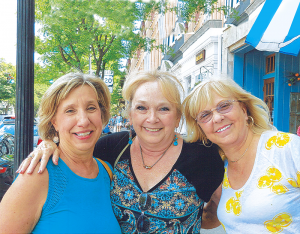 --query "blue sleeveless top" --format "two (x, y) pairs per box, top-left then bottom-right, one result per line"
(32, 158), (121, 234)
